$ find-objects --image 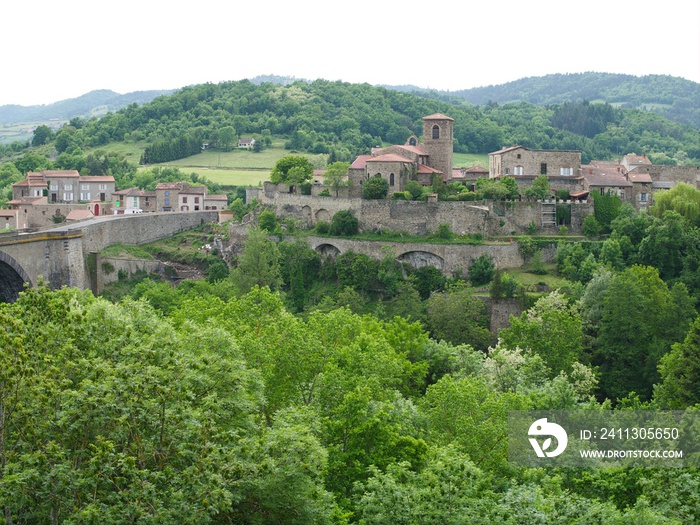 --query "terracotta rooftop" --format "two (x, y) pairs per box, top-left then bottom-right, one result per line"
(206, 194), (228, 201)
(423, 113), (454, 121)
(155, 182), (186, 190)
(417, 164), (441, 174)
(179, 185), (207, 195)
(366, 154), (413, 163)
(350, 155), (373, 170)
(627, 171), (653, 183)
(29, 170), (80, 178)
(79, 175), (115, 182)
(66, 209), (95, 221)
